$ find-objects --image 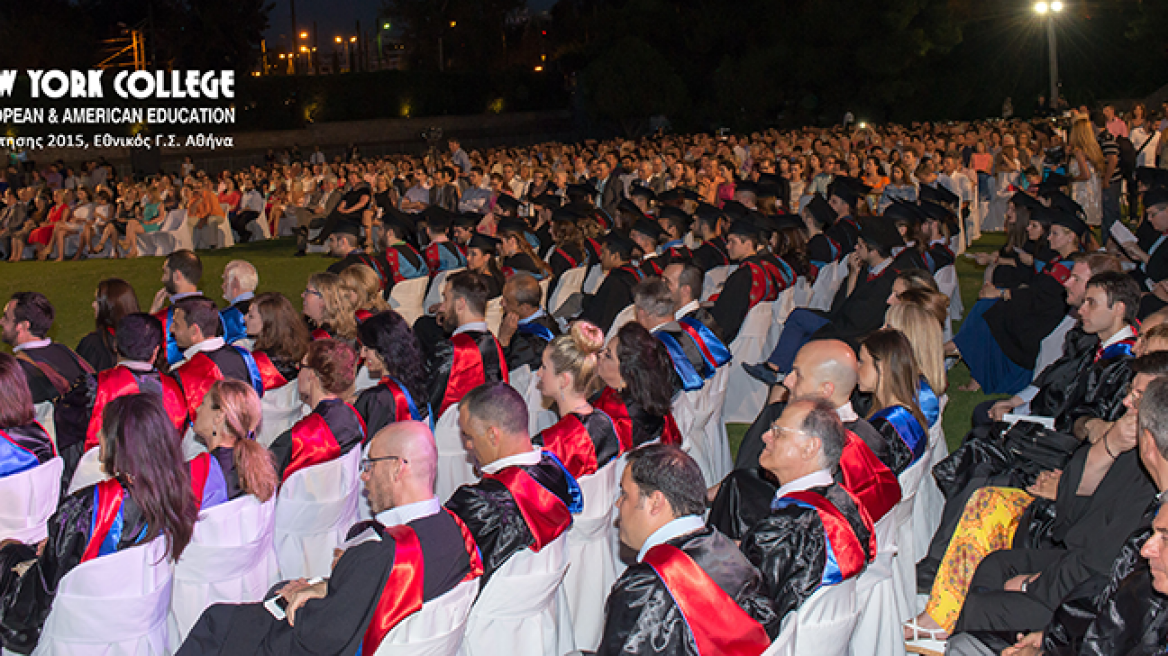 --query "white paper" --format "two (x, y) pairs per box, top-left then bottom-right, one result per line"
(1110, 221), (1138, 246)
